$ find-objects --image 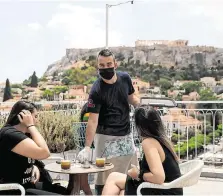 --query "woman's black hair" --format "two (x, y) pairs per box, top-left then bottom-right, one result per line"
(134, 107), (178, 161)
(5, 100), (37, 126)
(80, 103), (88, 122)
